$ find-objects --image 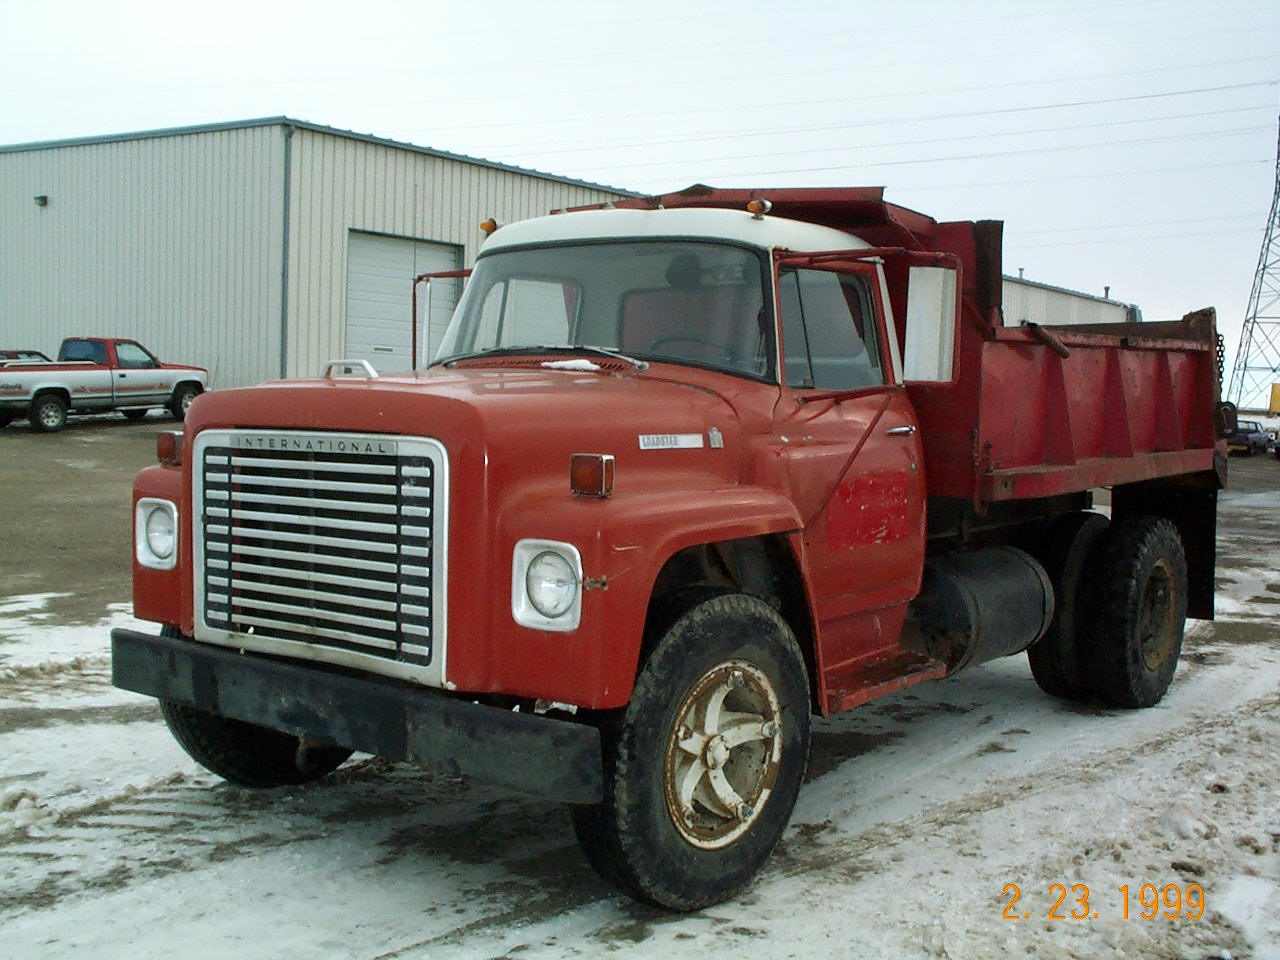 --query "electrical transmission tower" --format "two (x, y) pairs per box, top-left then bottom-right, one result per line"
(1228, 117), (1280, 412)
